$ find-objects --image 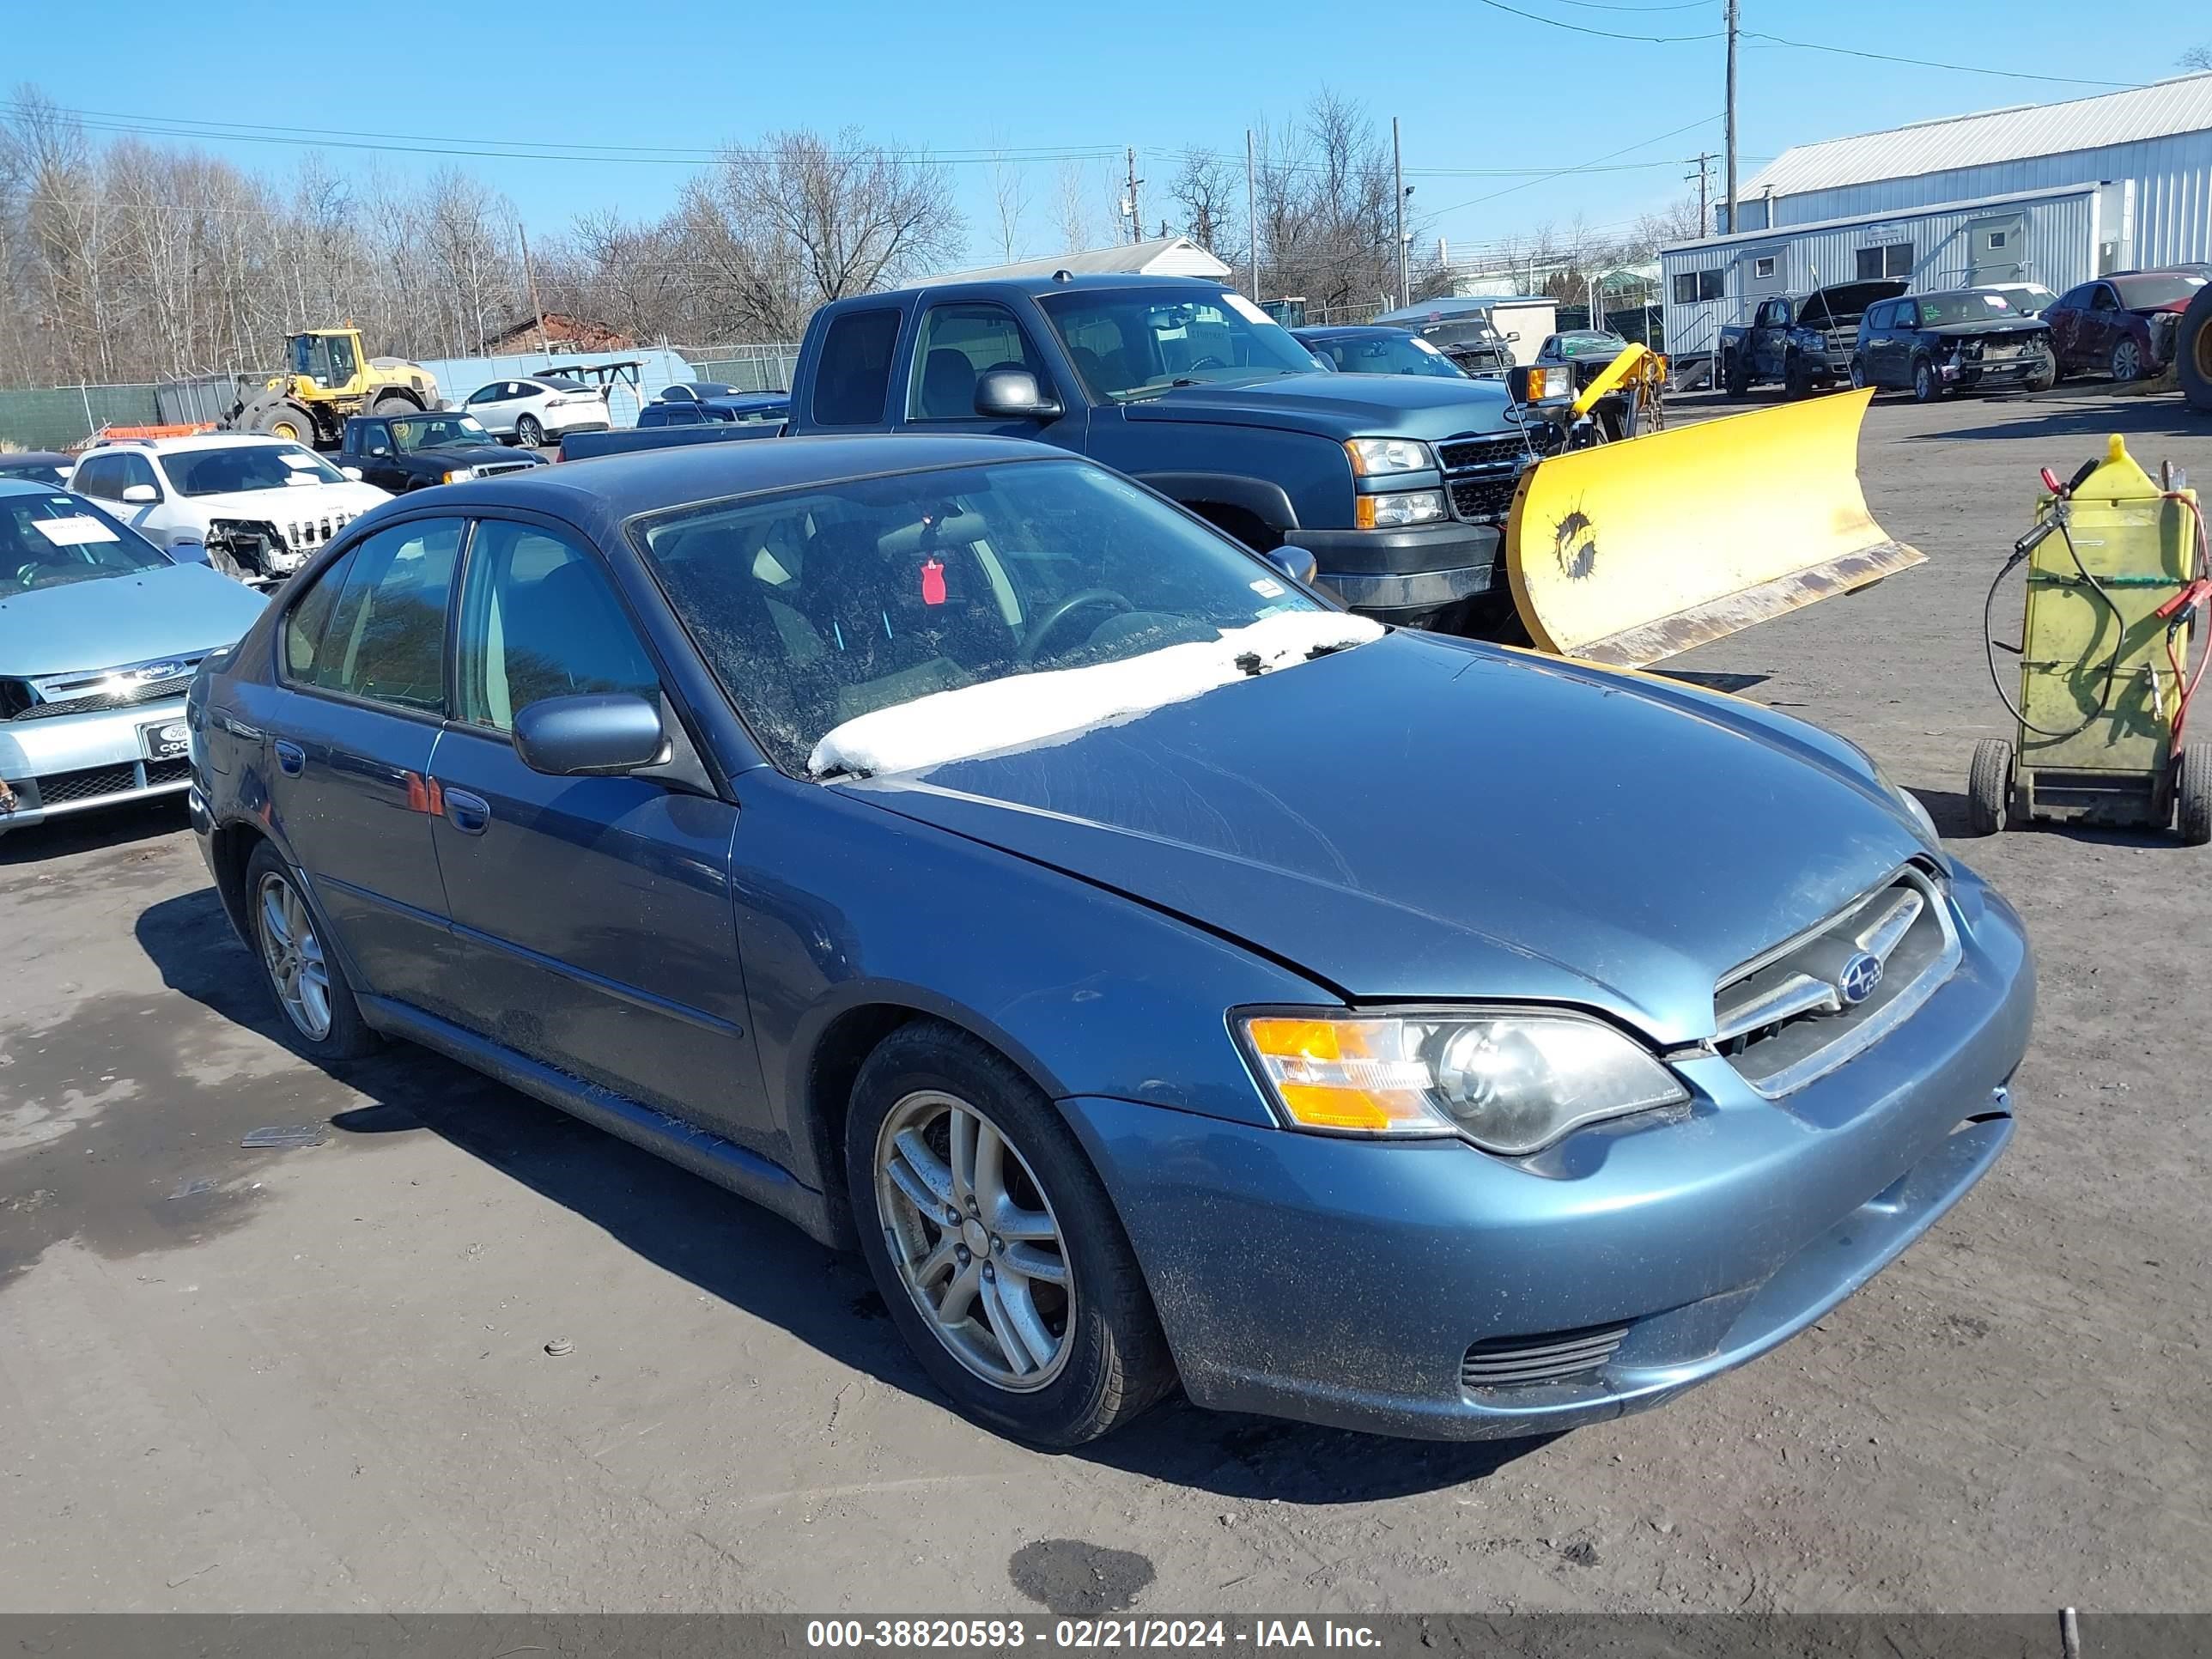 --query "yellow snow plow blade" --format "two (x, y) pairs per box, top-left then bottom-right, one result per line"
(1504, 388), (1923, 666)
